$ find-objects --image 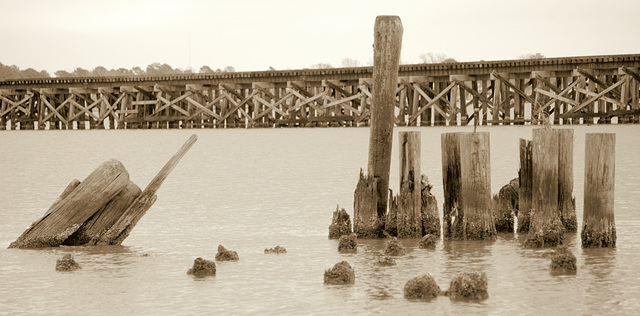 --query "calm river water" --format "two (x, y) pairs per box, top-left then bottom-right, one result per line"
(1, 125), (639, 315)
